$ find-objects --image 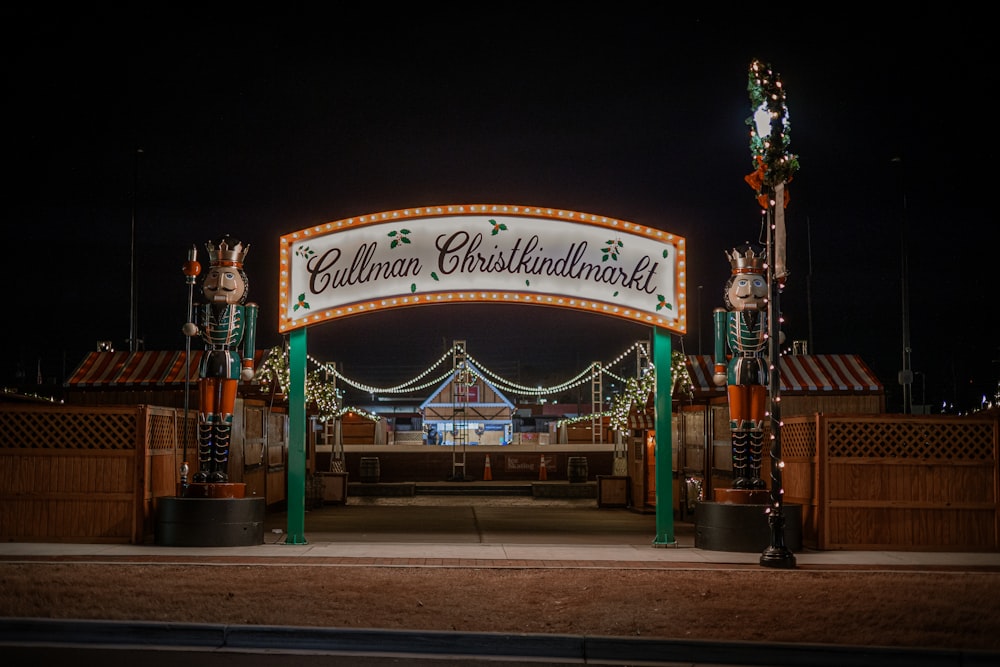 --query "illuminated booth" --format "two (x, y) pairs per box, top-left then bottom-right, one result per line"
(420, 358), (515, 447)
